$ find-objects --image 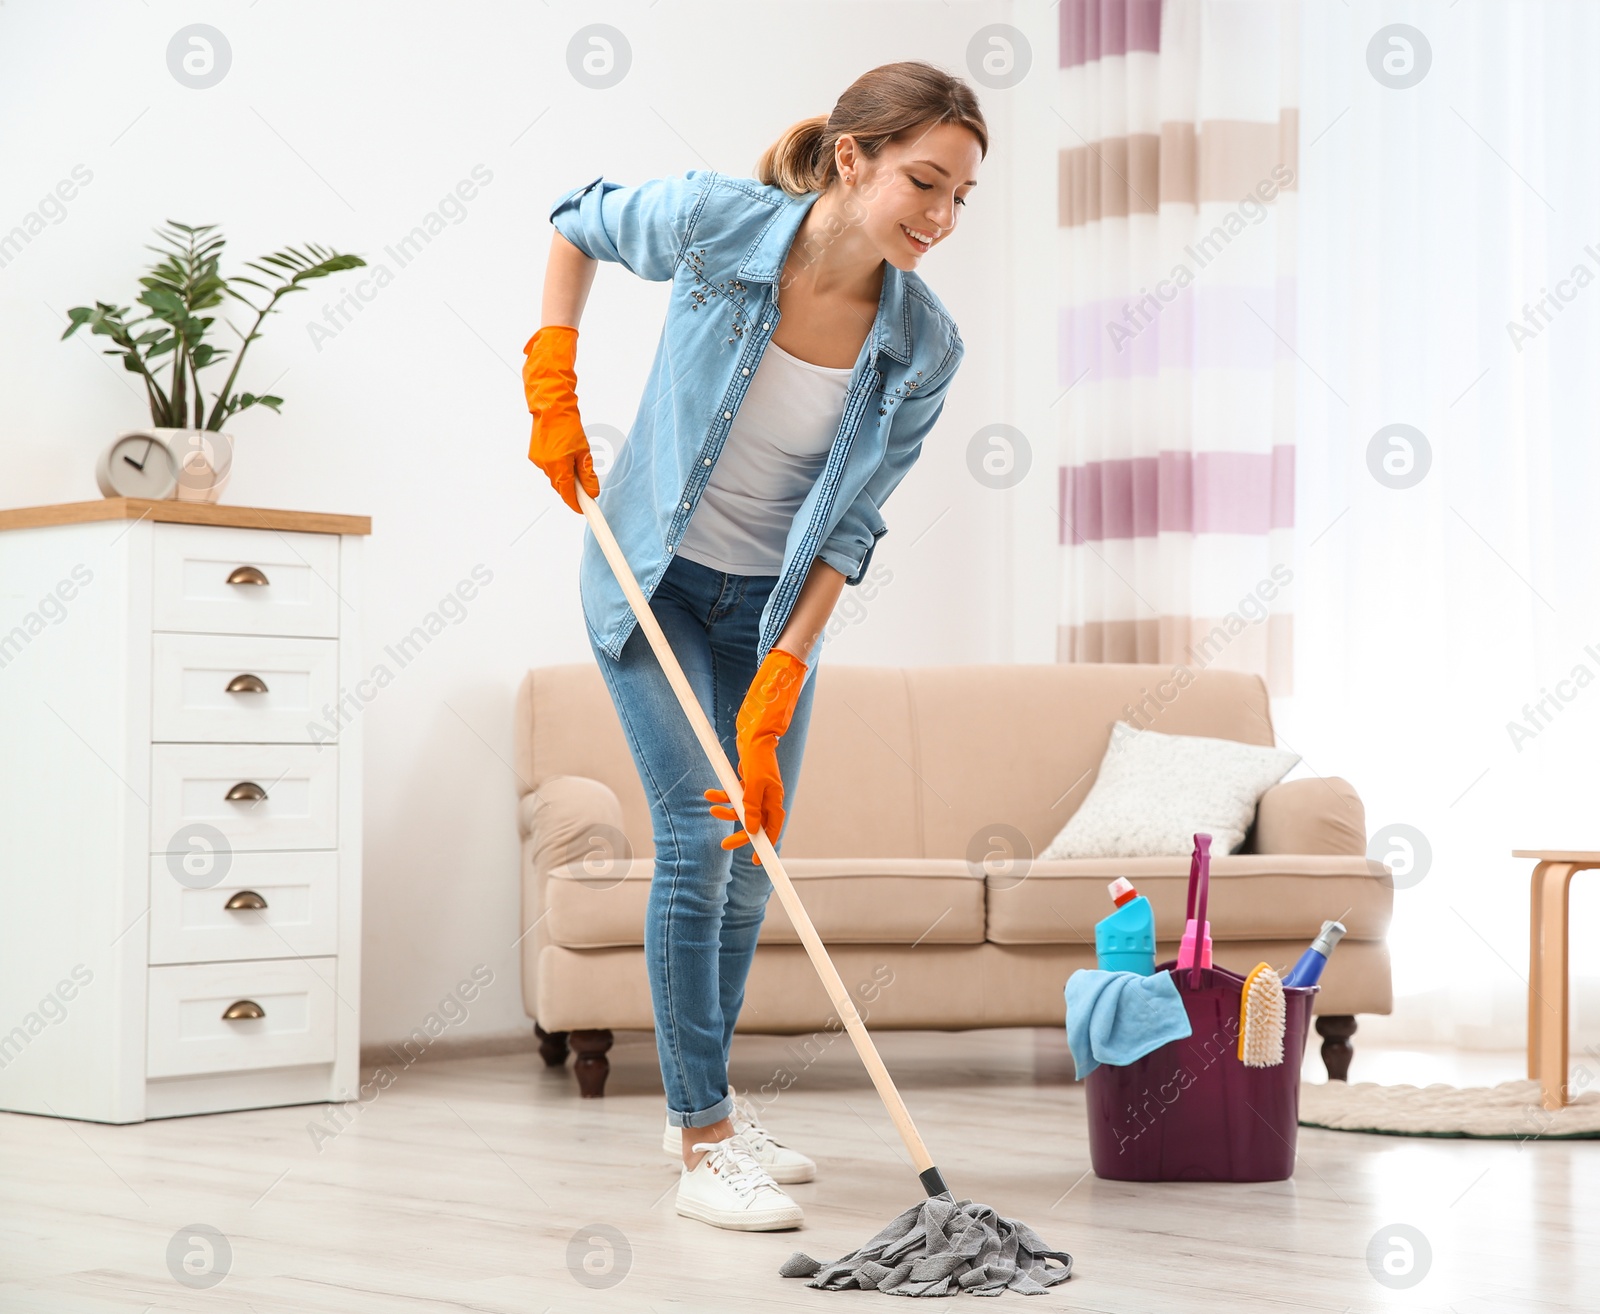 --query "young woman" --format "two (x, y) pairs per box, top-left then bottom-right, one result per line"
(523, 61), (984, 1232)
